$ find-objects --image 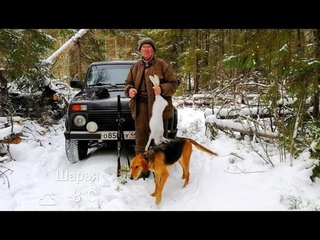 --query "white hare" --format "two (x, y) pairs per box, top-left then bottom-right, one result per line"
(145, 75), (170, 151)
